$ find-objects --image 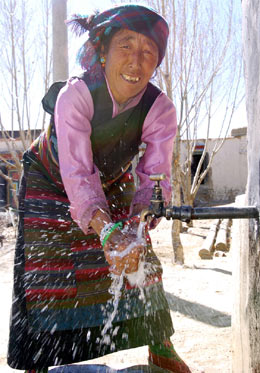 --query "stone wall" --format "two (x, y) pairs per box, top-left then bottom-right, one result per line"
(232, 0), (260, 372)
